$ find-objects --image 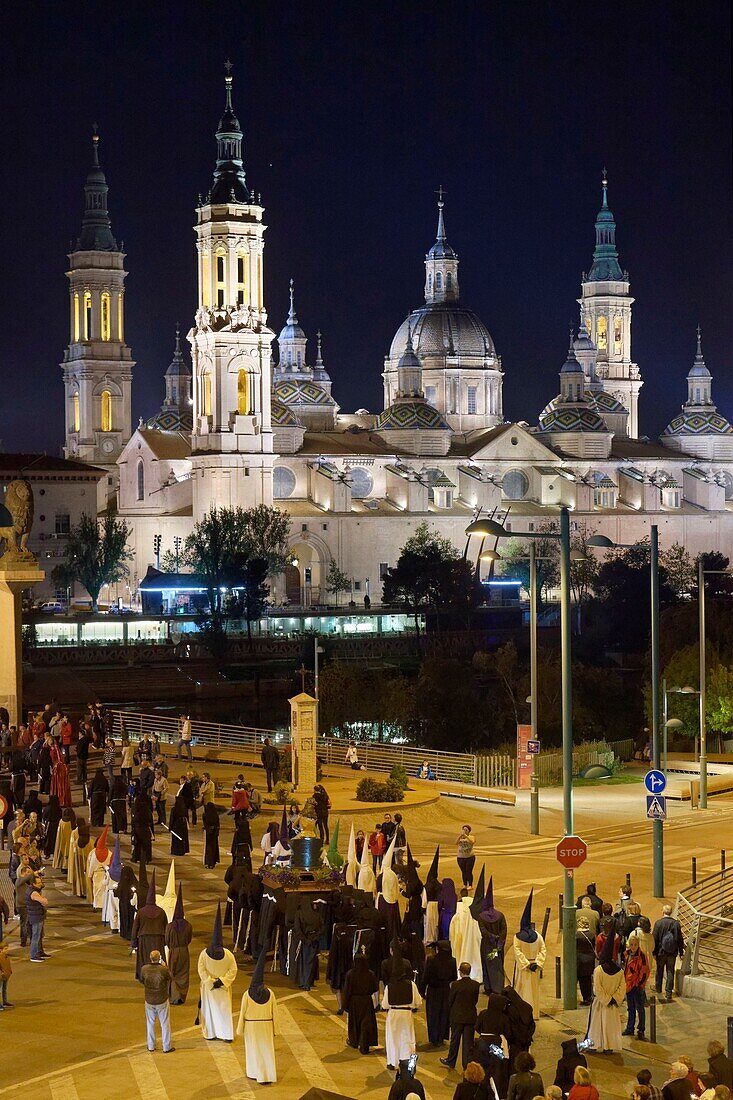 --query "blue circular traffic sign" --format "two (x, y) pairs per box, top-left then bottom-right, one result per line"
(644, 769), (667, 794)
